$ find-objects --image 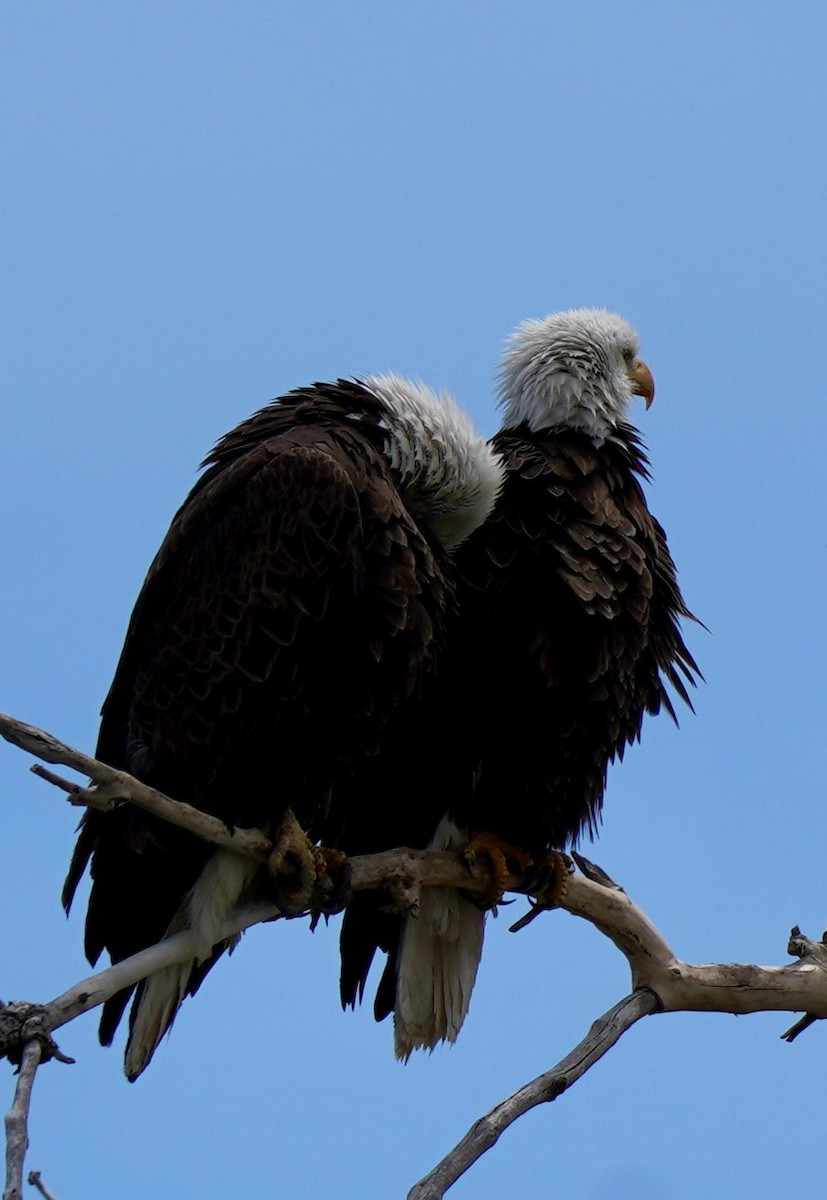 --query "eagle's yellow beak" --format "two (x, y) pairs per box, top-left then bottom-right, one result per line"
(629, 358), (655, 409)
